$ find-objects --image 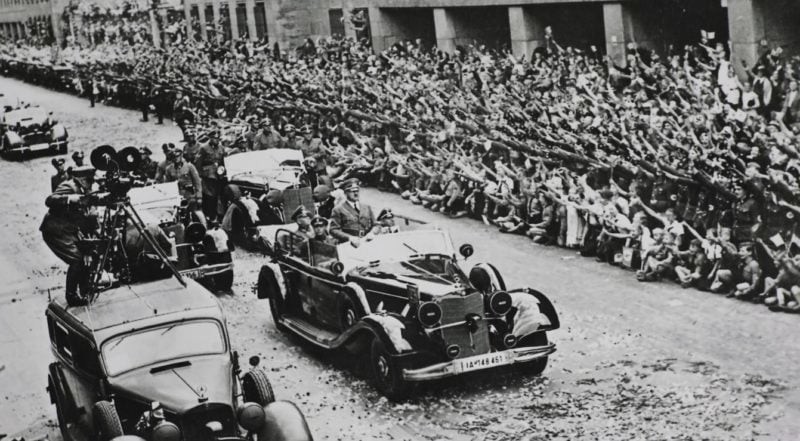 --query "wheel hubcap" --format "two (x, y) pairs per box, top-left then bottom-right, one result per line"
(376, 355), (390, 379)
(344, 309), (356, 327)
